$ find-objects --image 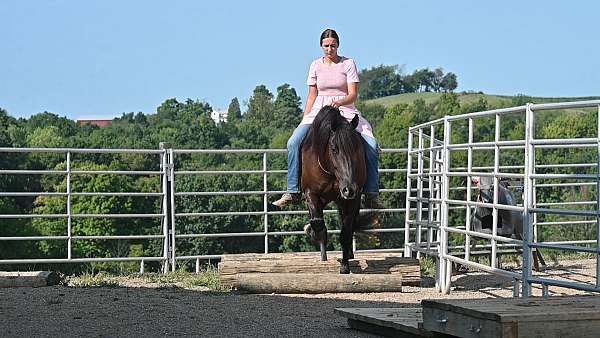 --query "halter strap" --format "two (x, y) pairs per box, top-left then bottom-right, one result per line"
(318, 157), (334, 176)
